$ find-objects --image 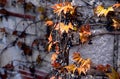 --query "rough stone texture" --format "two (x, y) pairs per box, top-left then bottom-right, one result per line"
(0, 0), (119, 78)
